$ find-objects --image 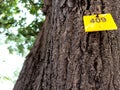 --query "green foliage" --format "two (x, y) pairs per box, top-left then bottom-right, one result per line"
(0, 0), (45, 56)
(13, 68), (20, 83)
(0, 76), (12, 81)
(0, 67), (20, 84)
